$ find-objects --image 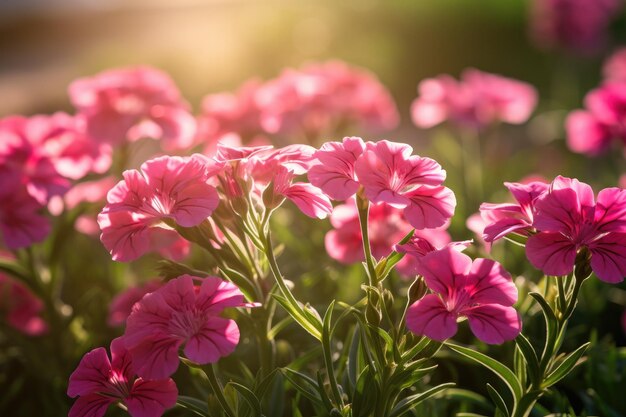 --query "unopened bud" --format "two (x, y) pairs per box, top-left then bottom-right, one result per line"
(408, 277), (427, 304)
(574, 247), (593, 281)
